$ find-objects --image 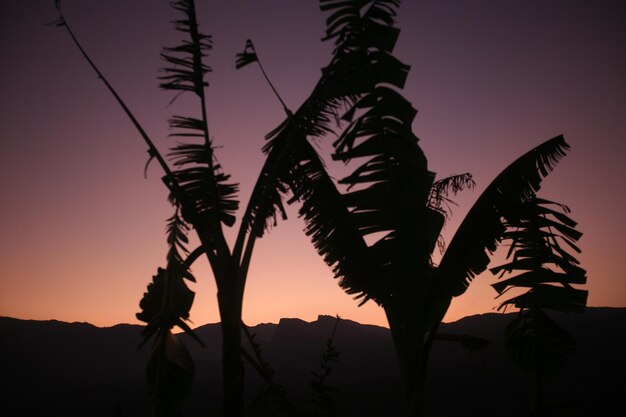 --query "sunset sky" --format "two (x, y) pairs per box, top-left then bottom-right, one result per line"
(1, 0), (624, 329)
